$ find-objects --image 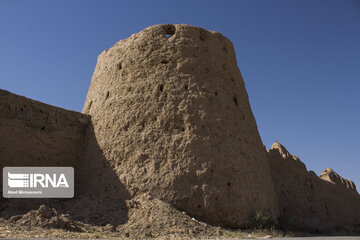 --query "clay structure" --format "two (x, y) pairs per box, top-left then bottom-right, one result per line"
(268, 142), (360, 230)
(82, 24), (279, 227)
(0, 24), (359, 231)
